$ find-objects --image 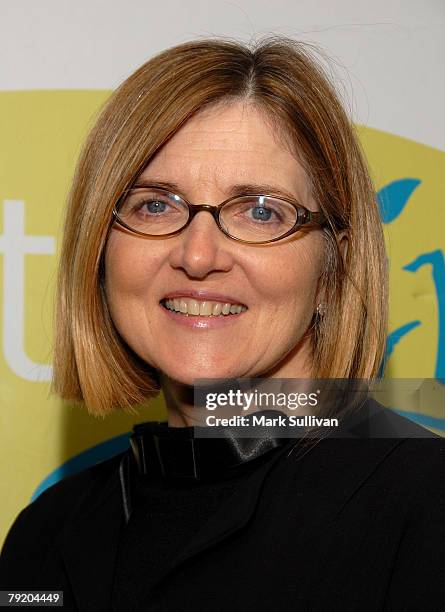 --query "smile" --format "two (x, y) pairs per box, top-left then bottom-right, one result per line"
(161, 298), (248, 317)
